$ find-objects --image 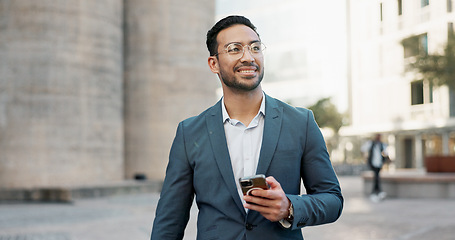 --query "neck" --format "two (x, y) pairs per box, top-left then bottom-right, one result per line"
(223, 86), (263, 126)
